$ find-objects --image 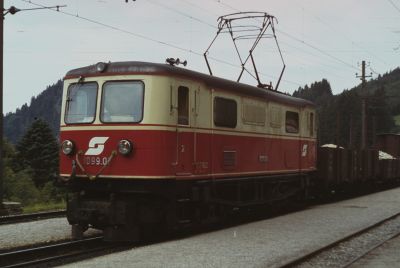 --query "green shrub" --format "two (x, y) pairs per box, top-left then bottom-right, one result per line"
(4, 167), (40, 206)
(39, 181), (66, 203)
